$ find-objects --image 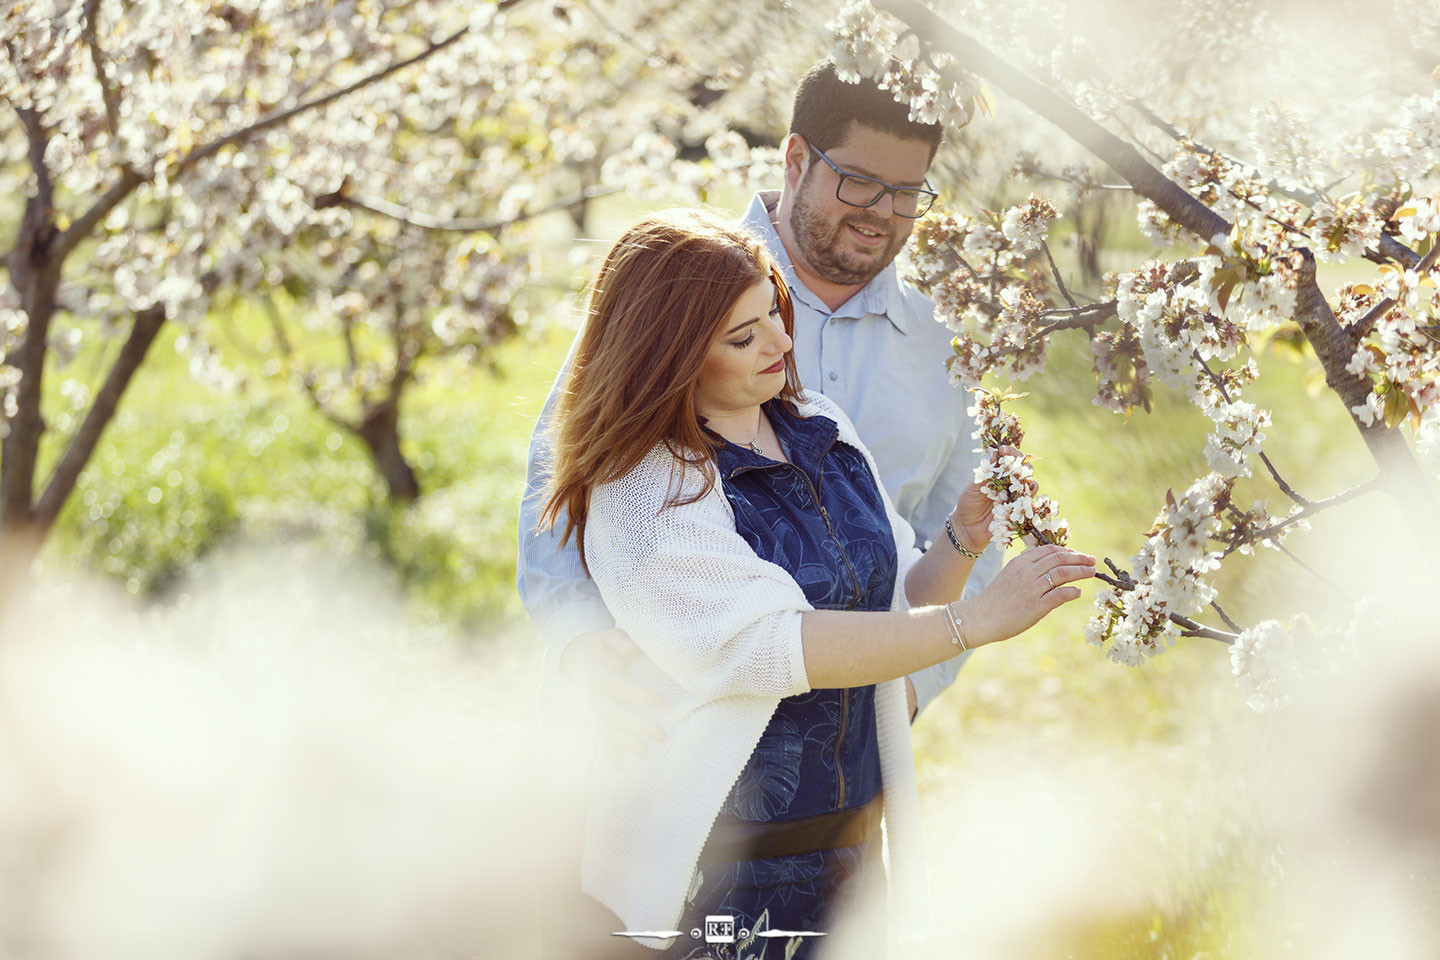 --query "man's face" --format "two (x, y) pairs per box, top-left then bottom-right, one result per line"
(787, 124), (933, 287)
